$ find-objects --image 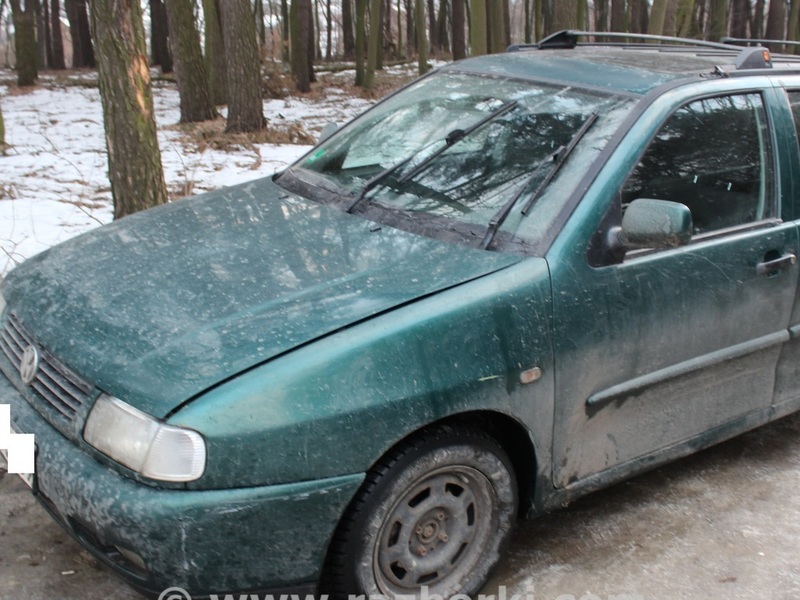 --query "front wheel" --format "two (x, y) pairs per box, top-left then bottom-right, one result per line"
(323, 425), (518, 600)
